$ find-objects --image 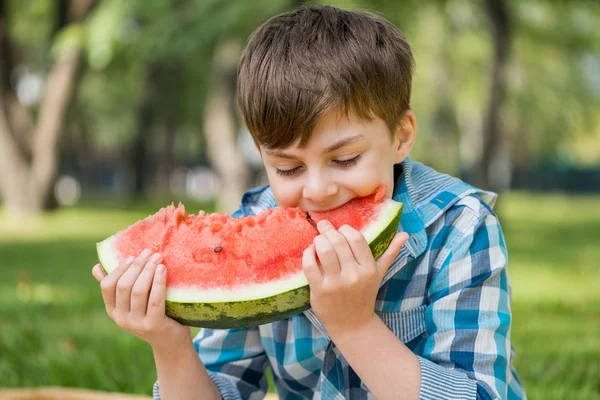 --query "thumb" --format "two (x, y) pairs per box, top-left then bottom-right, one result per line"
(376, 232), (409, 279)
